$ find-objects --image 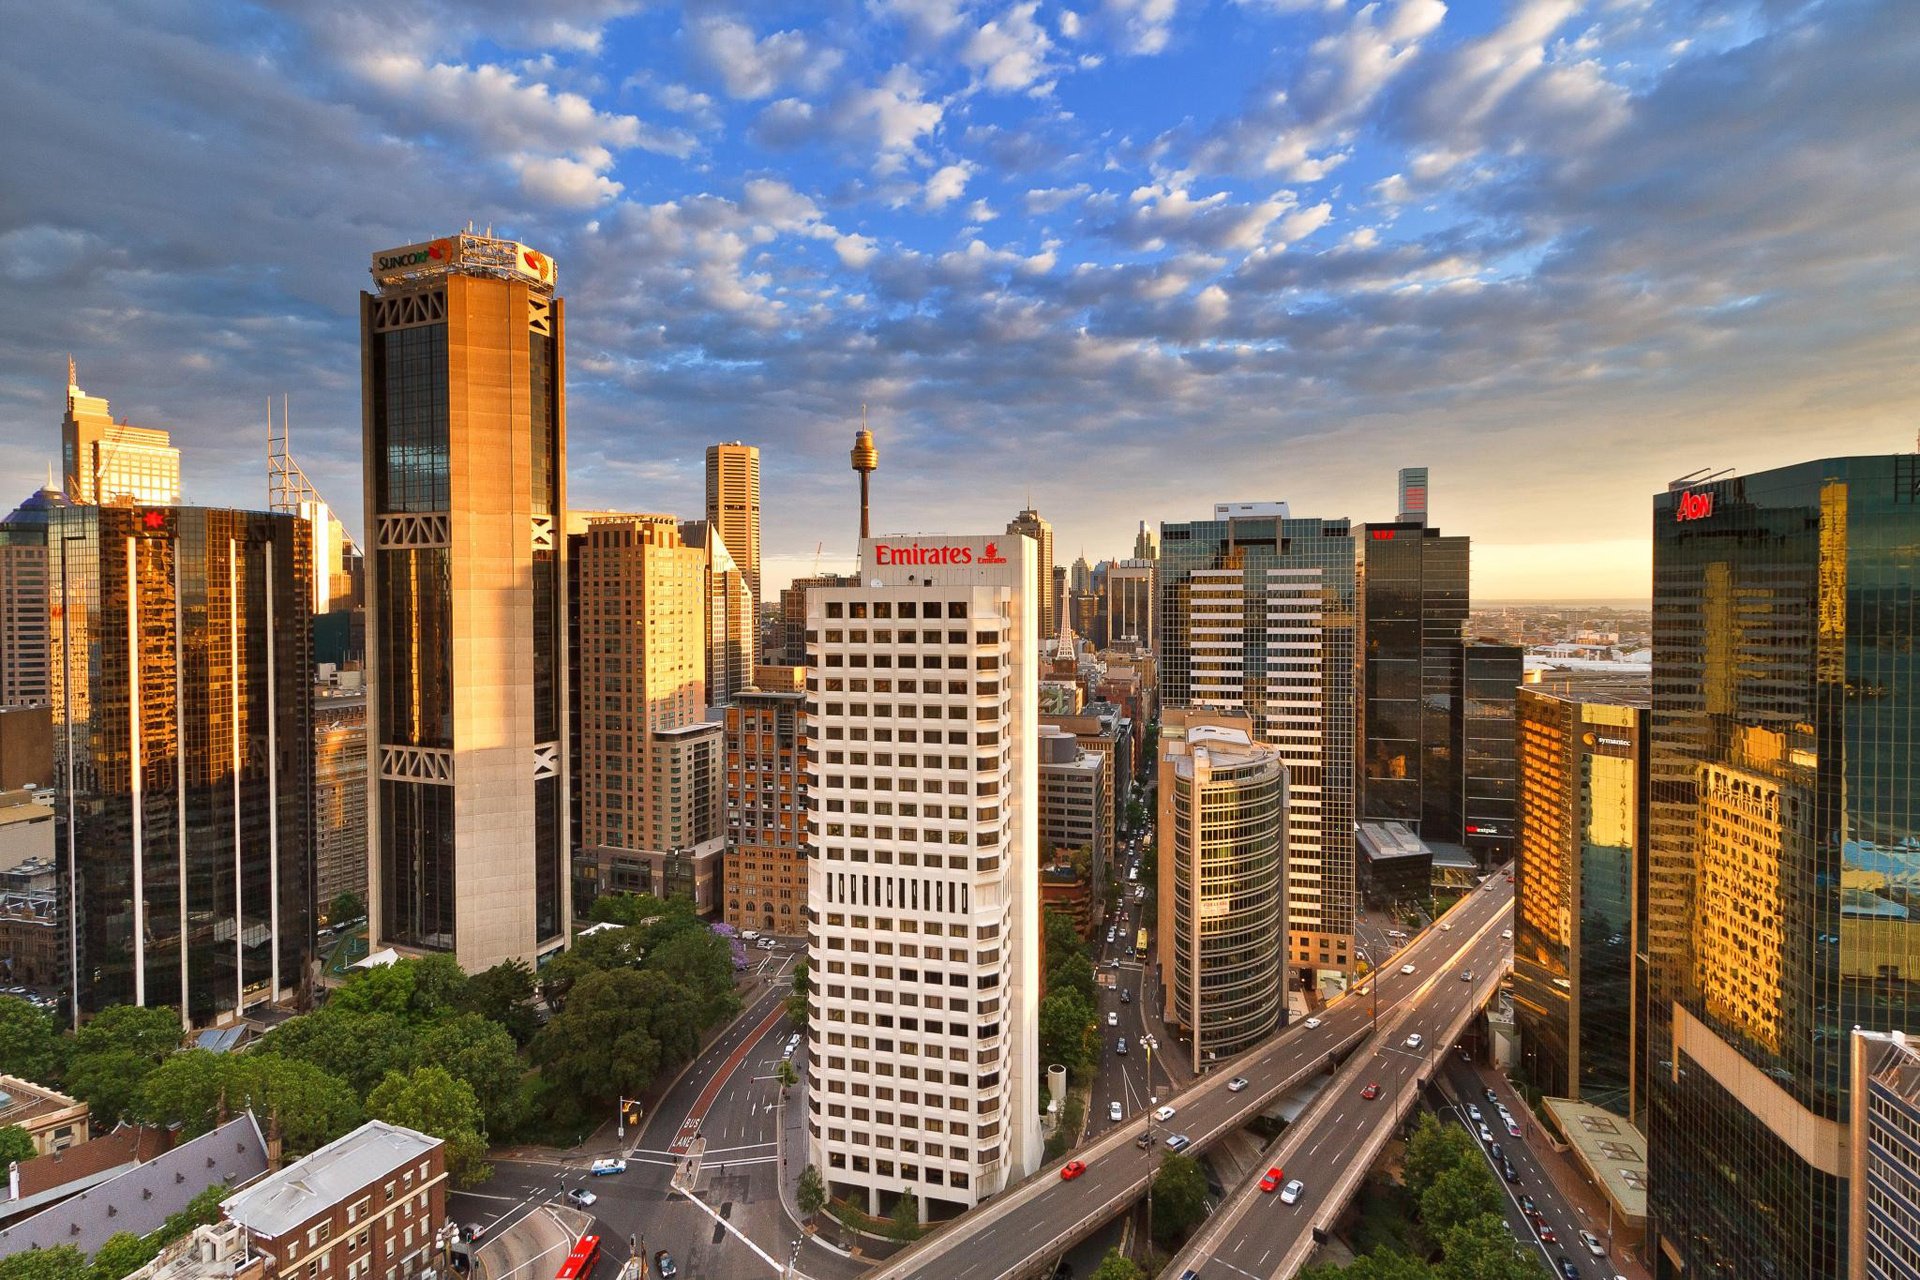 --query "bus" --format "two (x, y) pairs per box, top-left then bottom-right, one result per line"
(1135, 928), (1149, 959)
(556, 1235), (600, 1280)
